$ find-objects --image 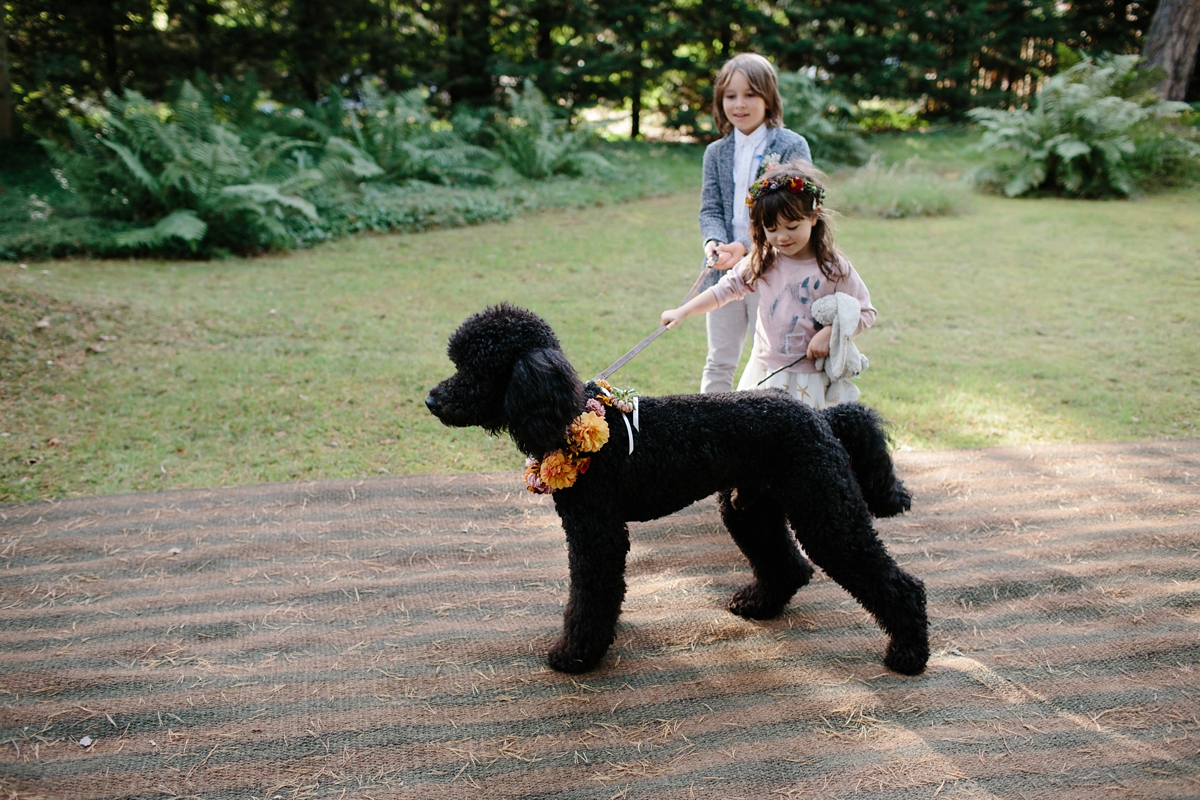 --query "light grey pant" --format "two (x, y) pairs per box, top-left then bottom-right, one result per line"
(701, 291), (760, 393)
